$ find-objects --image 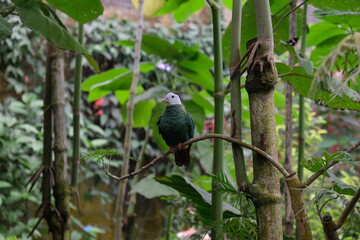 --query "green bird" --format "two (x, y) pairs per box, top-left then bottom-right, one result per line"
(157, 92), (195, 167)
